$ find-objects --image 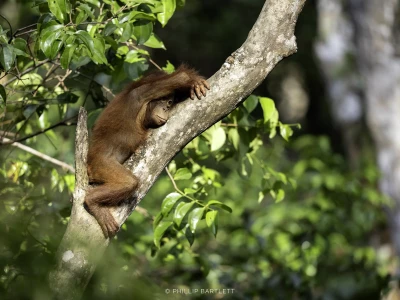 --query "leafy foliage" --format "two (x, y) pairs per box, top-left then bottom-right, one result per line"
(0, 1), (393, 299)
